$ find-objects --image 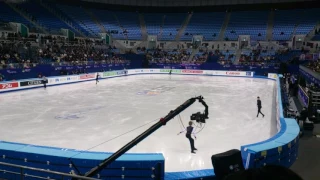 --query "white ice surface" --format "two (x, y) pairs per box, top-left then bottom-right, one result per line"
(0, 74), (277, 172)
